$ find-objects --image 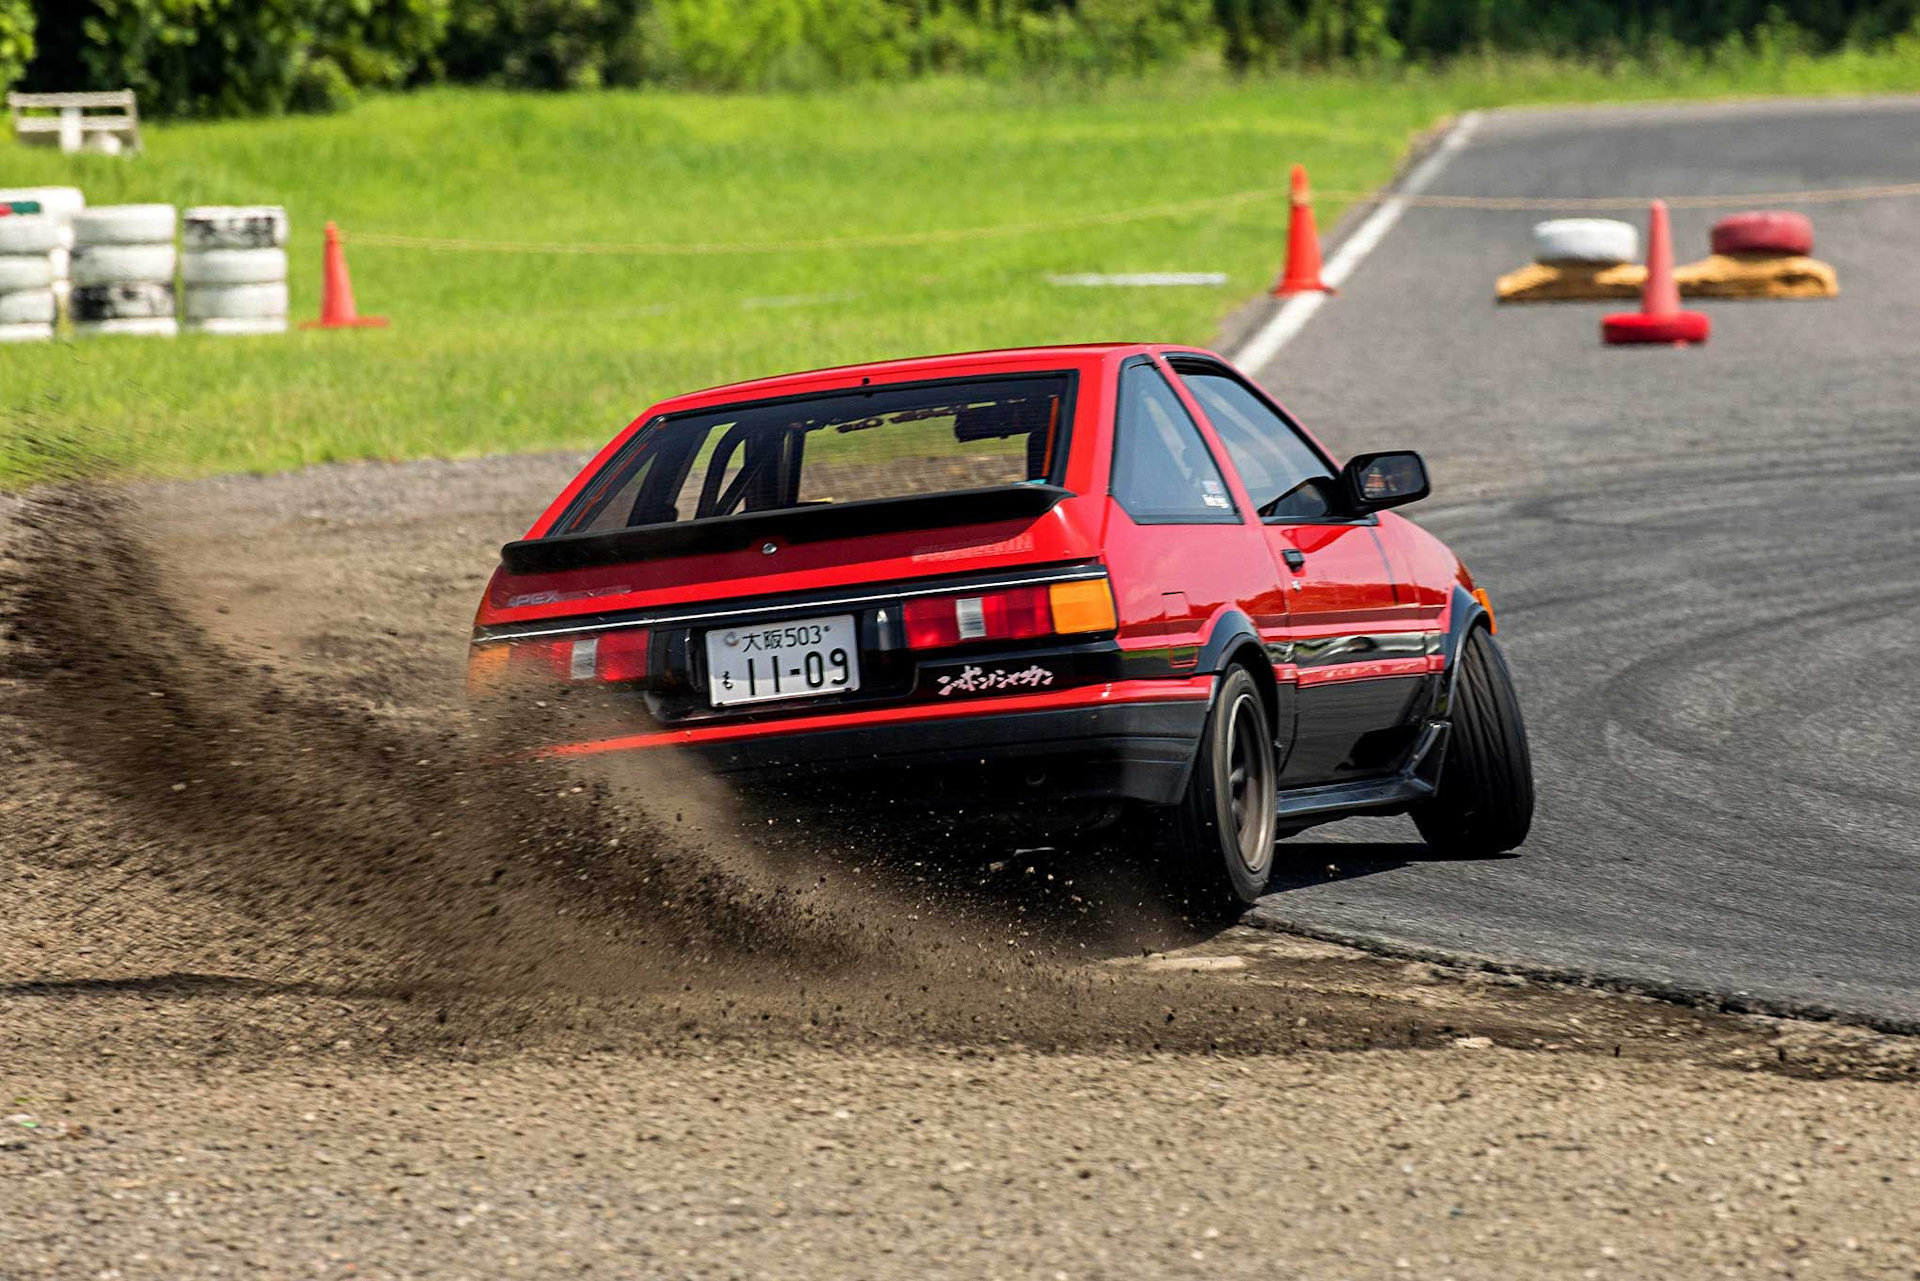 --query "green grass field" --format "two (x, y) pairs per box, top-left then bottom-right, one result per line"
(3, 49), (1916, 482)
